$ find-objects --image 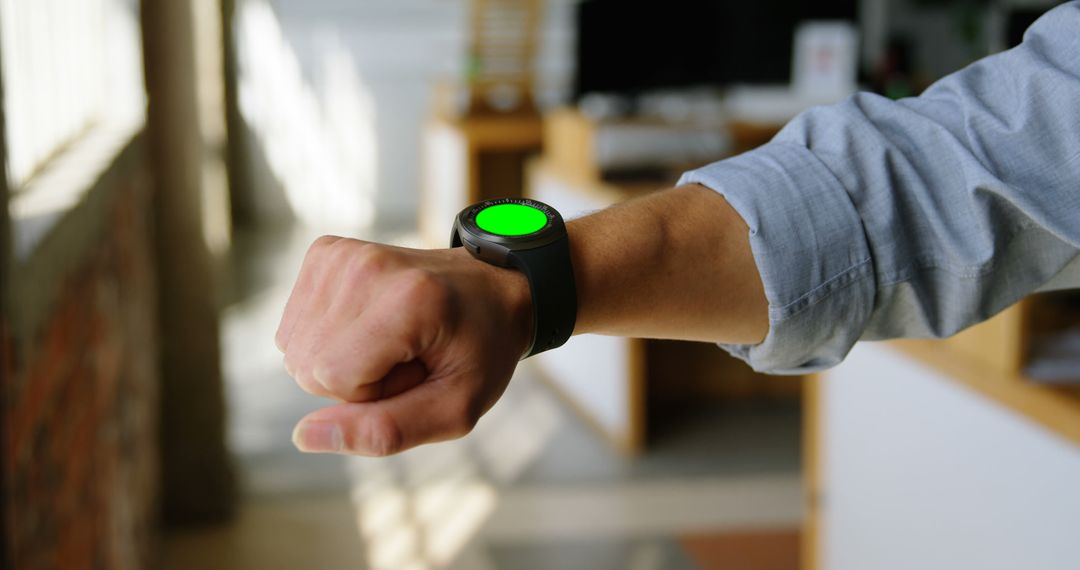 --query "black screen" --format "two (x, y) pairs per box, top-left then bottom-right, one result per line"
(573, 0), (858, 99)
